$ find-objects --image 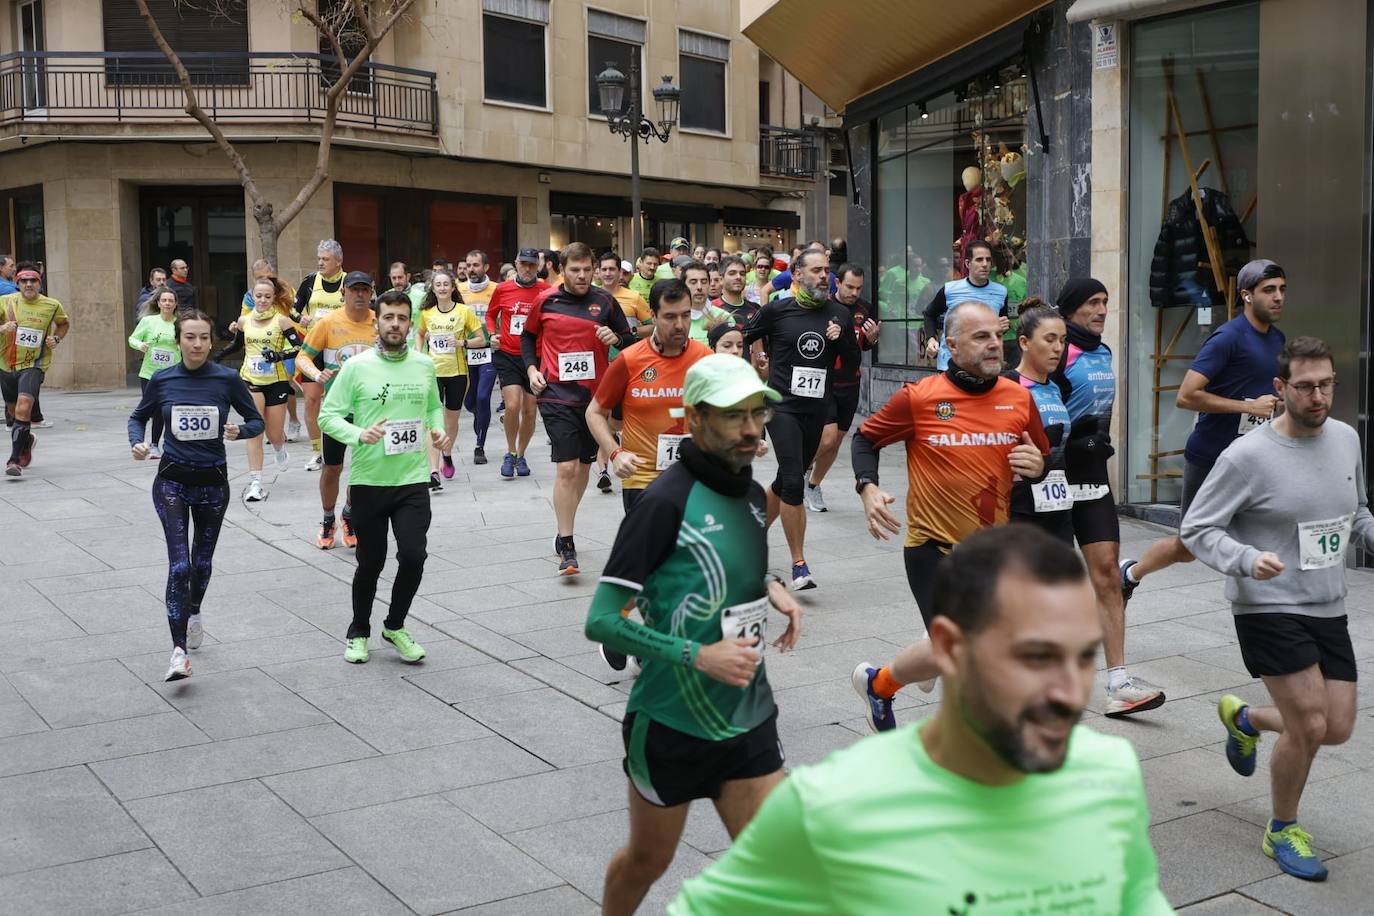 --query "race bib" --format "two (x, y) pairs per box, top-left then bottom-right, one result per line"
(150, 347), (176, 368)
(467, 347), (492, 366)
(1032, 470), (1073, 513)
(1298, 513), (1354, 571)
(1237, 401), (1272, 437)
(246, 357), (272, 377)
(14, 326), (42, 349)
(383, 418), (423, 456)
(170, 405), (218, 441)
(559, 351), (595, 381)
(429, 334), (457, 355)
(655, 434), (686, 470)
(720, 596), (769, 660)
(790, 366), (826, 398)
(1069, 484), (1111, 502)
(509, 314), (527, 336)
